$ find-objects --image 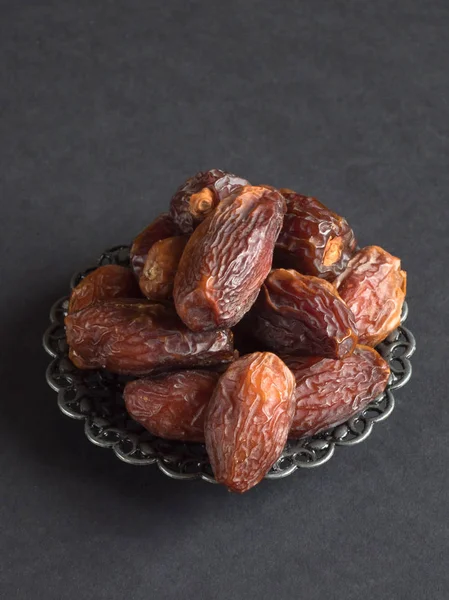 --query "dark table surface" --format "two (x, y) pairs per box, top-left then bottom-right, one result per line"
(1, 2), (448, 599)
